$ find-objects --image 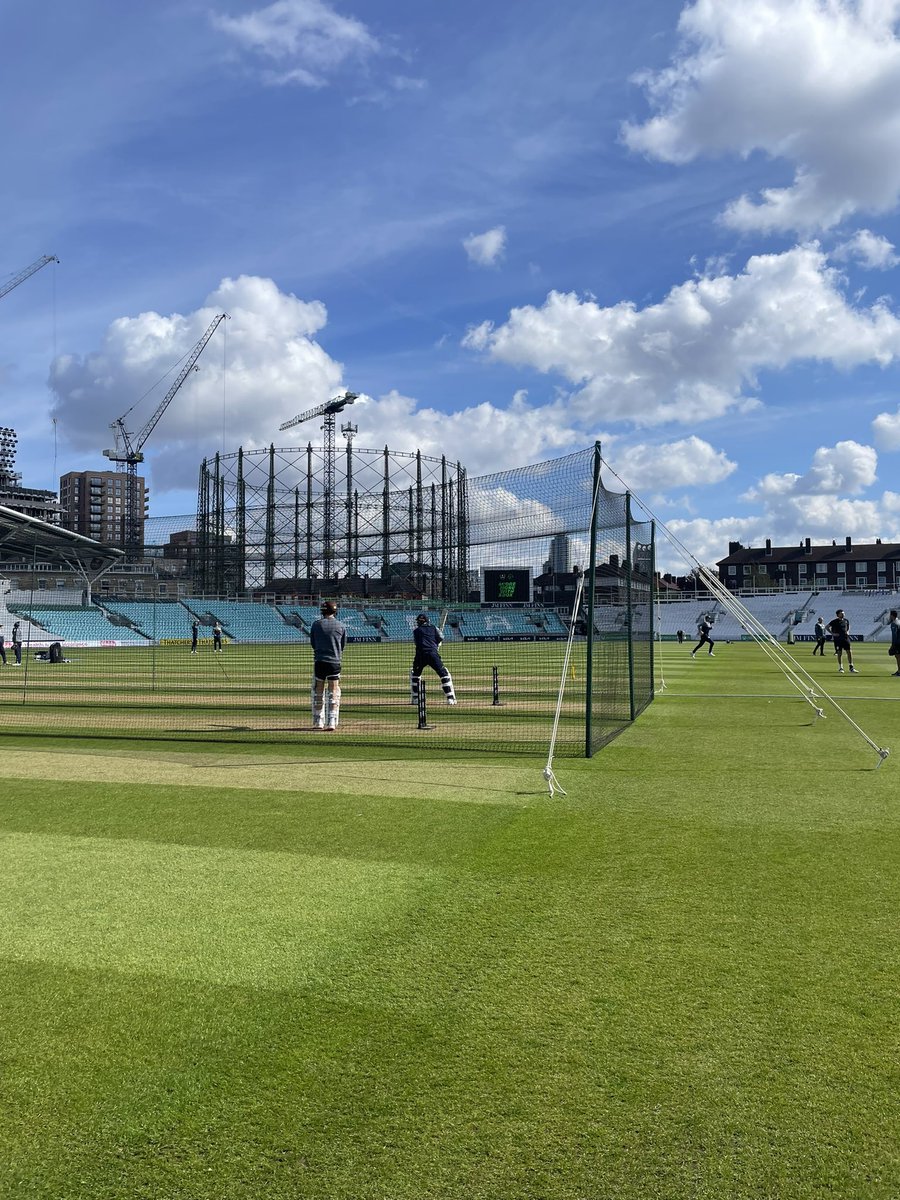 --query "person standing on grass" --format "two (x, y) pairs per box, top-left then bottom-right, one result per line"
(889, 609), (900, 677)
(212, 621), (223, 652)
(191, 619), (200, 654)
(0, 625), (6, 666)
(827, 608), (857, 674)
(11, 620), (21, 665)
(309, 600), (346, 731)
(691, 617), (715, 658)
(812, 616), (827, 655)
(410, 613), (457, 704)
